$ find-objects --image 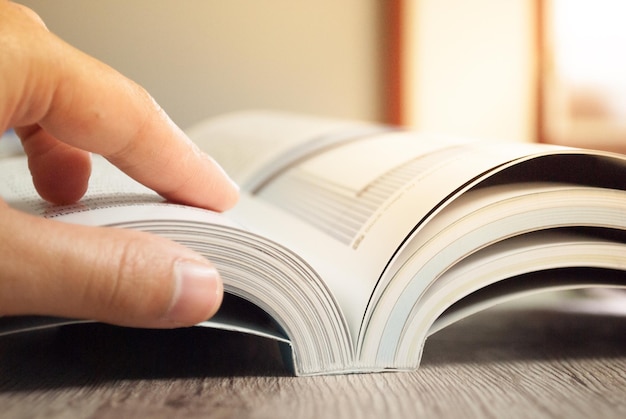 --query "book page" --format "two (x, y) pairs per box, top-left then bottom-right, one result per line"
(188, 112), (592, 341)
(0, 153), (160, 216)
(0, 156), (244, 232)
(186, 110), (391, 191)
(247, 134), (561, 329)
(0, 154), (354, 374)
(394, 232), (626, 366)
(358, 182), (626, 364)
